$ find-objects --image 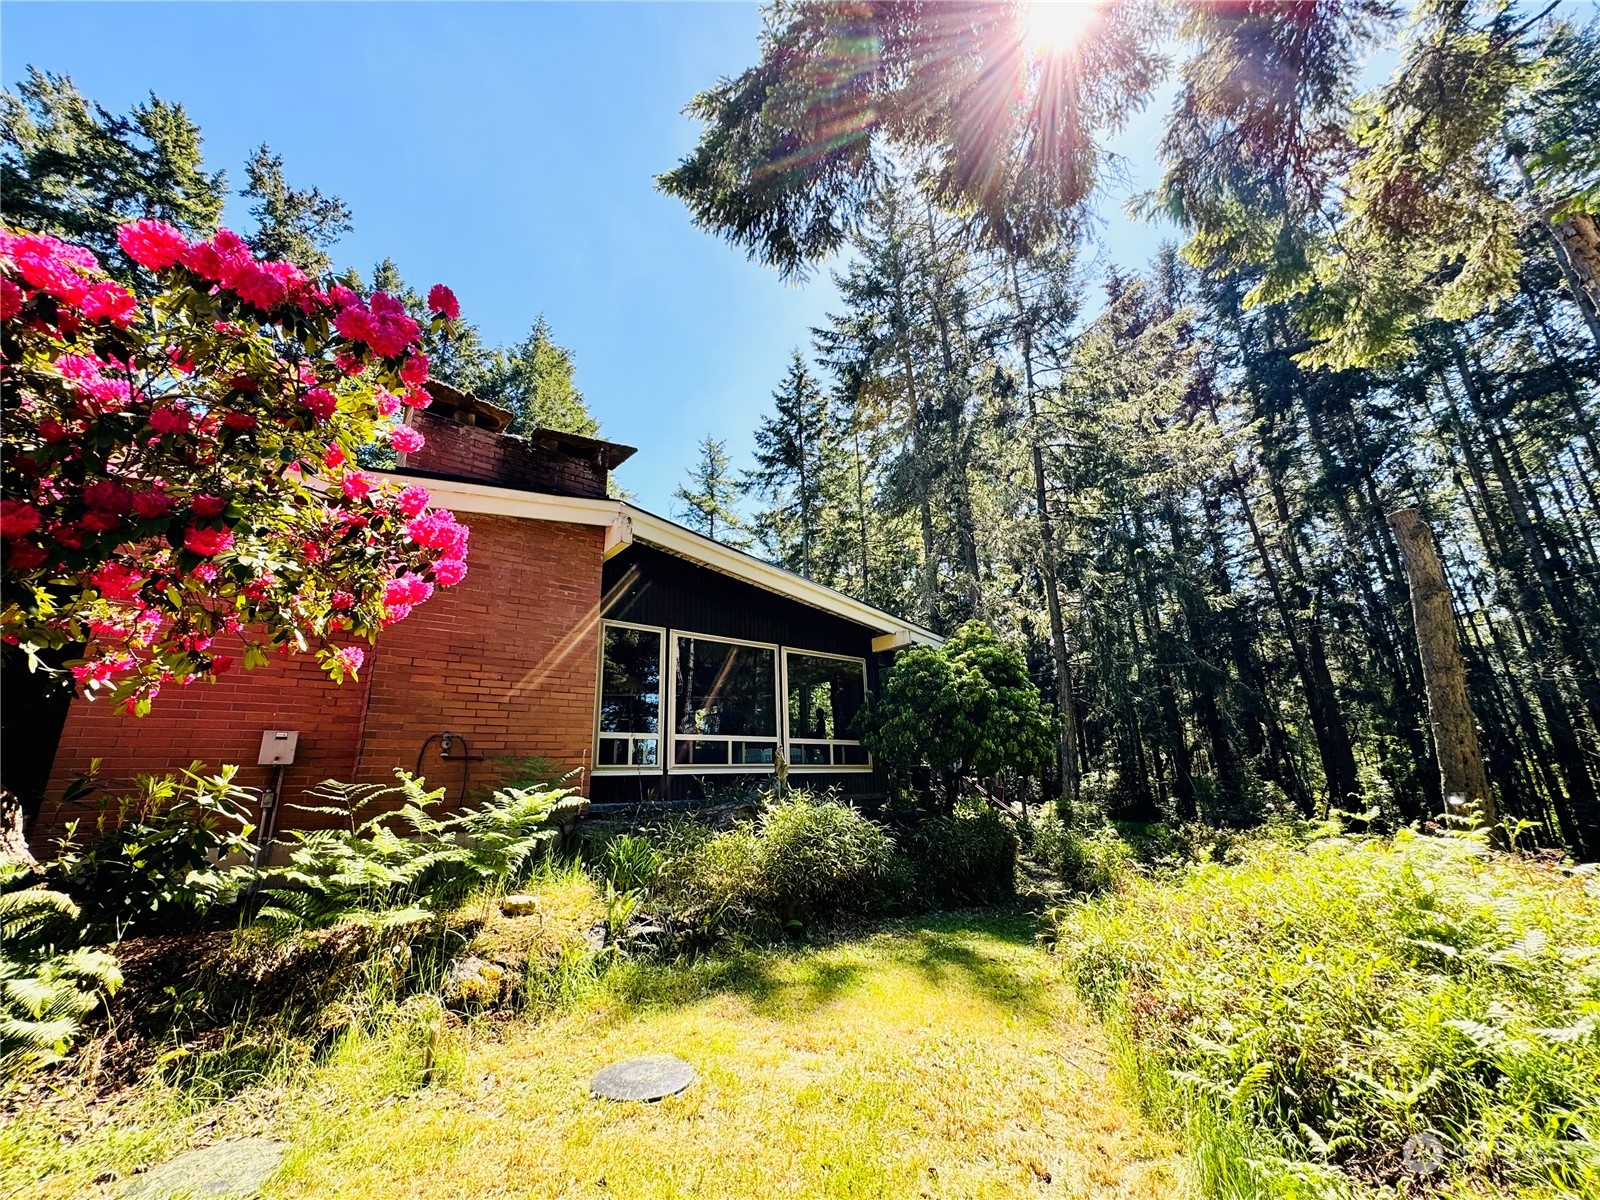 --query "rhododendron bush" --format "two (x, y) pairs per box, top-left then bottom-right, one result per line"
(0, 221), (470, 714)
